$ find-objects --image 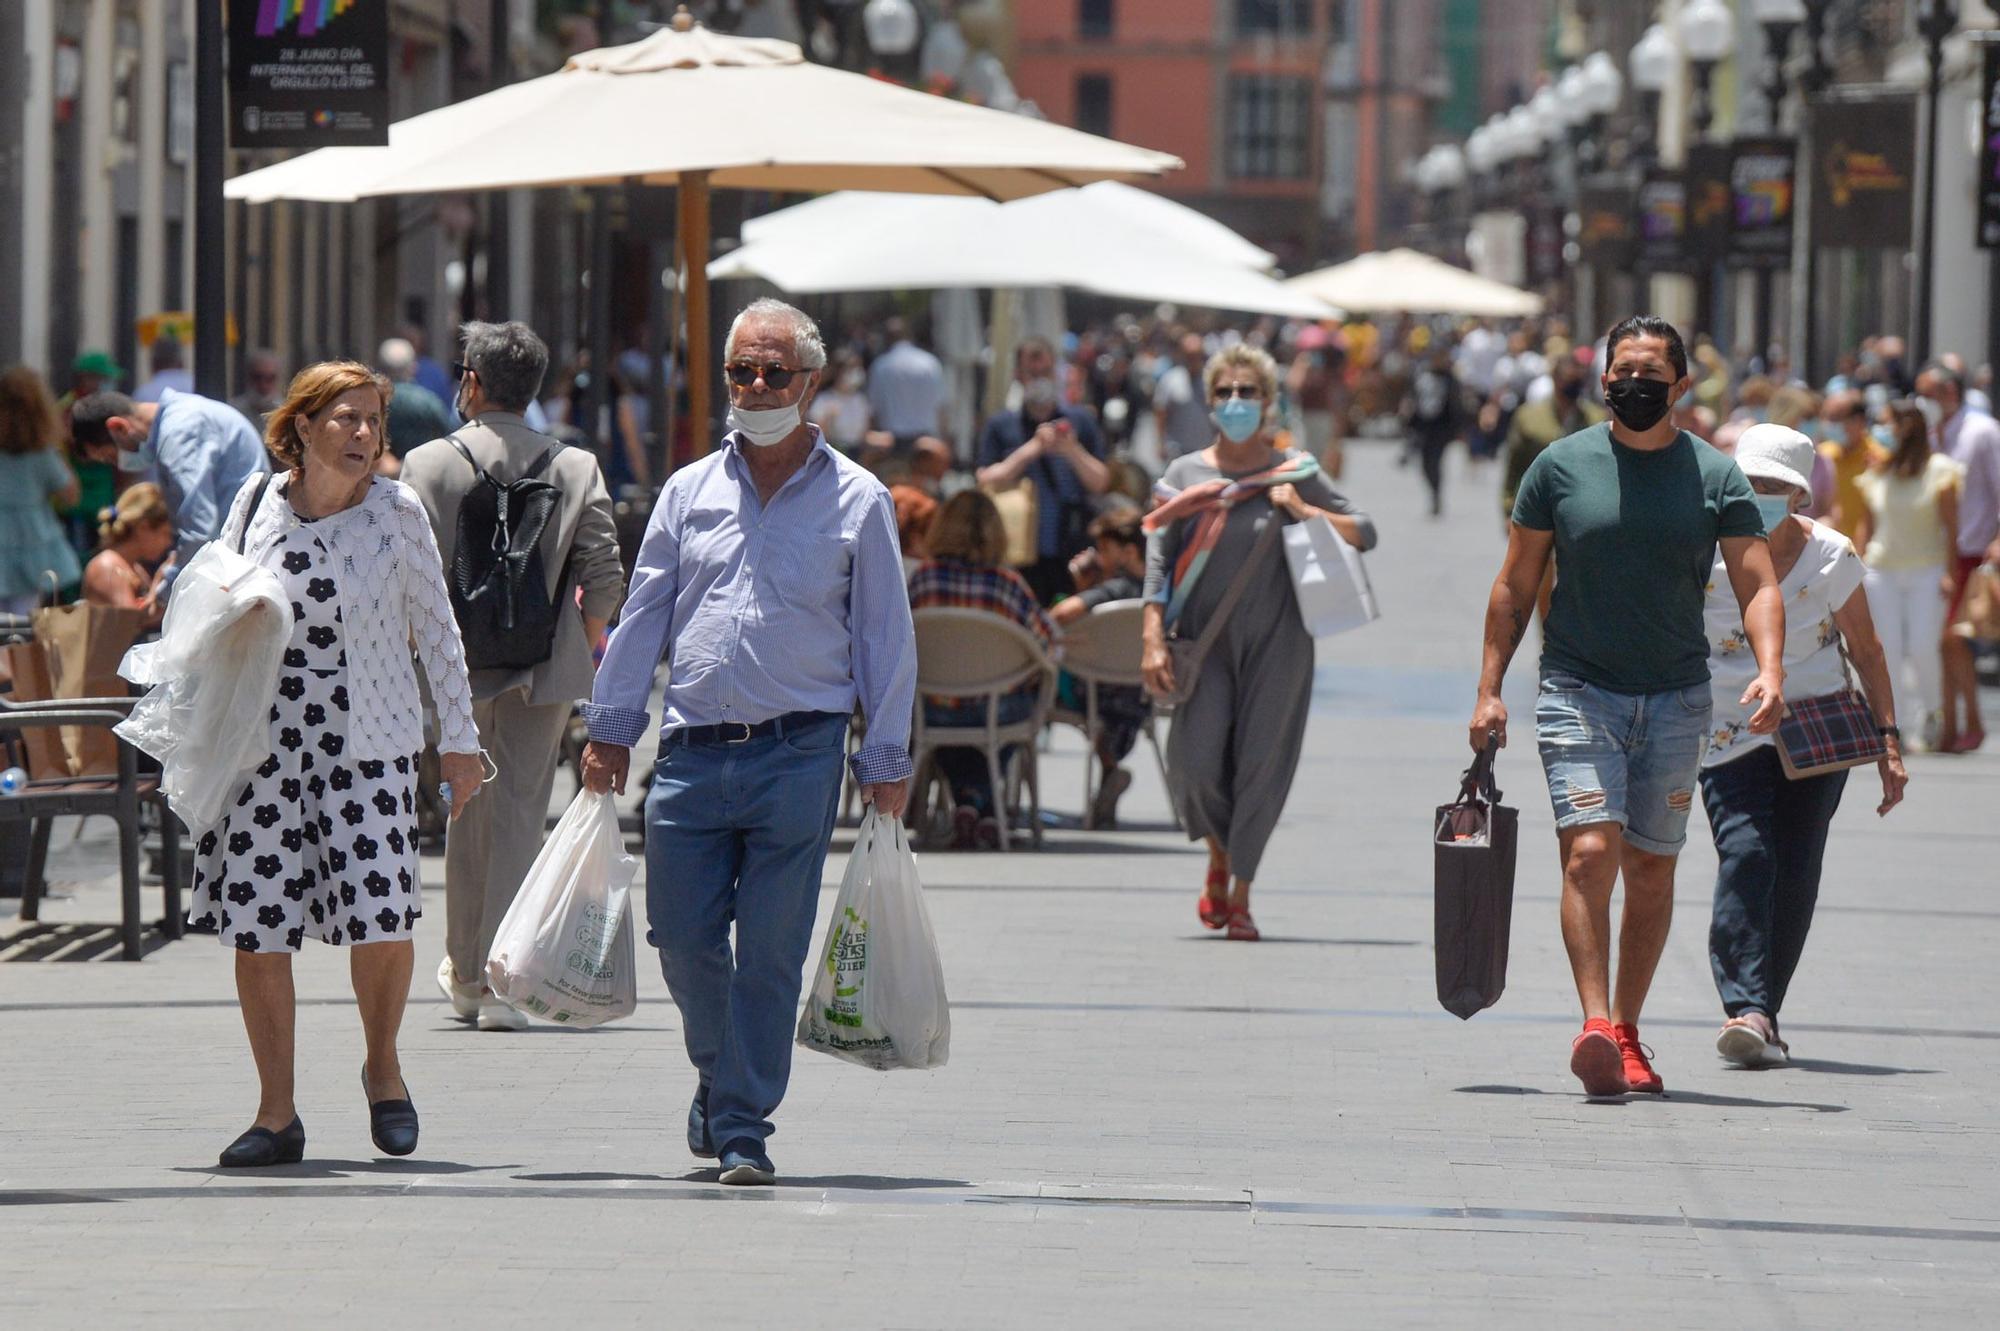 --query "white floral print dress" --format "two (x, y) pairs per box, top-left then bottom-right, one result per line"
(190, 502), (421, 952)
